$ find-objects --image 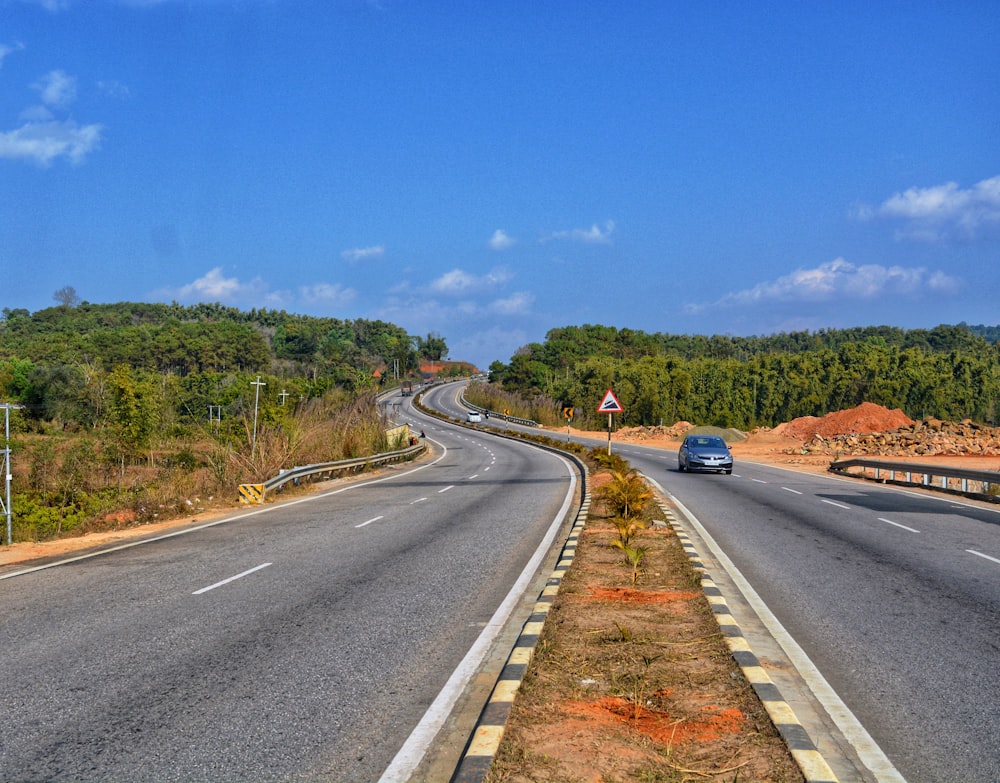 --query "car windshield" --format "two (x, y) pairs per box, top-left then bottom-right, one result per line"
(689, 436), (726, 448)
